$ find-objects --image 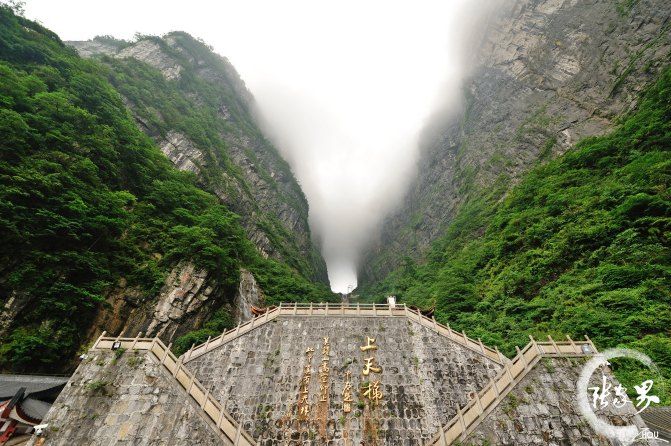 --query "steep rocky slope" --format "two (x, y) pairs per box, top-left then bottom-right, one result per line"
(69, 33), (328, 283)
(358, 0), (671, 402)
(361, 0), (671, 283)
(0, 7), (334, 374)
